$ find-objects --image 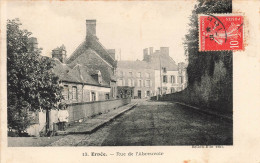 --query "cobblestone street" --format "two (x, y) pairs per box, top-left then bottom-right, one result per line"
(47, 100), (232, 146)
